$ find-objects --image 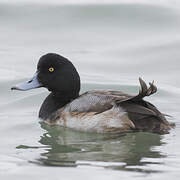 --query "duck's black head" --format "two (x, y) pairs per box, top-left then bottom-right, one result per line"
(12, 53), (81, 101)
(37, 53), (80, 98)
